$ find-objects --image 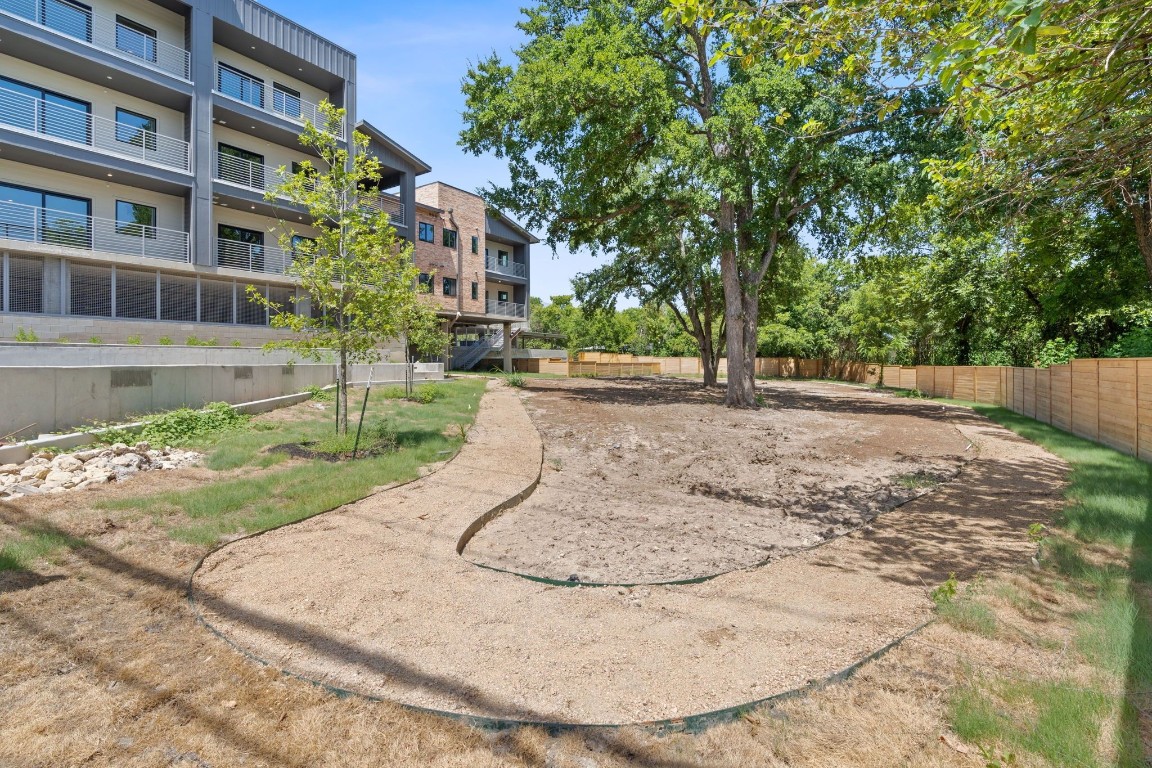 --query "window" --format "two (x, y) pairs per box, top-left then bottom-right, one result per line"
(115, 16), (157, 63)
(217, 63), (264, 108)
(417, 272), (432, 290)
(217, 224), (265, 272)
(0, 182), (90, 247)
(0, 77), (90, 144)
(471, 282), (478, 300)
(43, 0), (92, 41)
(443, 277), (457, 297)
(290, 234), (315, 255)
(471, 235), (478, 254)
(115, 108), (157, 152)
(272, 83), (302, 119)
(498, 250), (510, 266)
(498, 290), (509, 302)
(115, 200), (157, 238)
(418, 222), (434, 243)
(218, 143), (265, 189)
(442, 228), (457, 248)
